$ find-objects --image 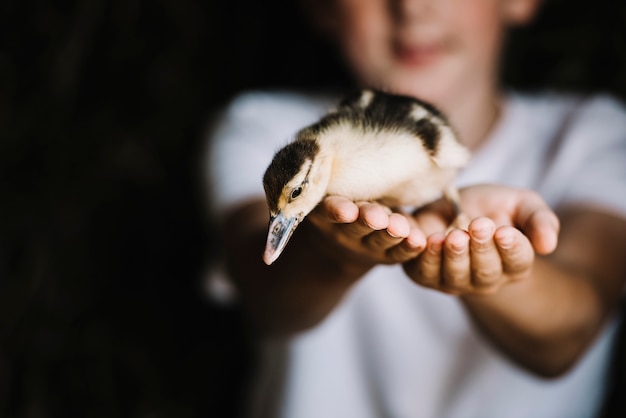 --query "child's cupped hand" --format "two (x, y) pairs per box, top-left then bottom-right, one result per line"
(306, 195), (427, 267)
(305, 184), (559, 297)
(403, 184), (560, 295)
